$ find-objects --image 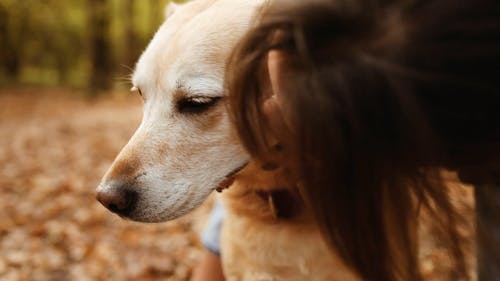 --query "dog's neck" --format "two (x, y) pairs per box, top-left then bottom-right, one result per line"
(221, 183), (305, 221)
